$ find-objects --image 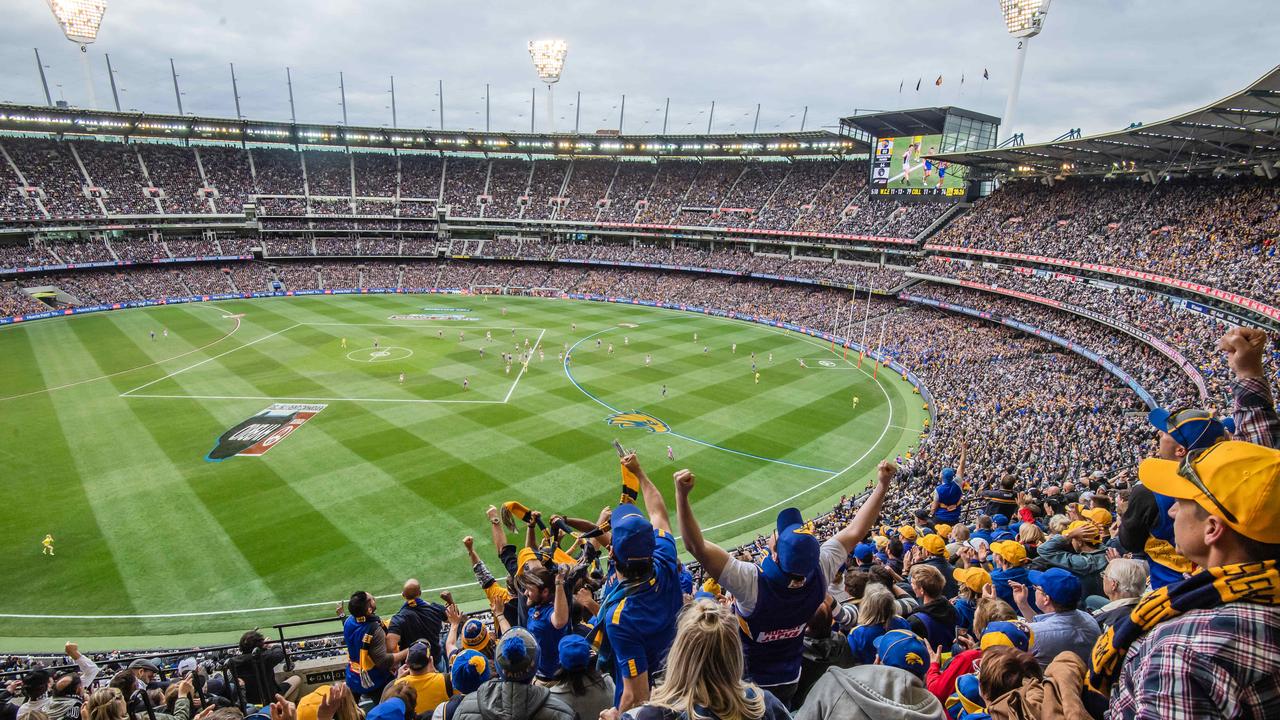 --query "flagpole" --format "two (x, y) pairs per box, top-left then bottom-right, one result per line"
(843, 295), (855, 360)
